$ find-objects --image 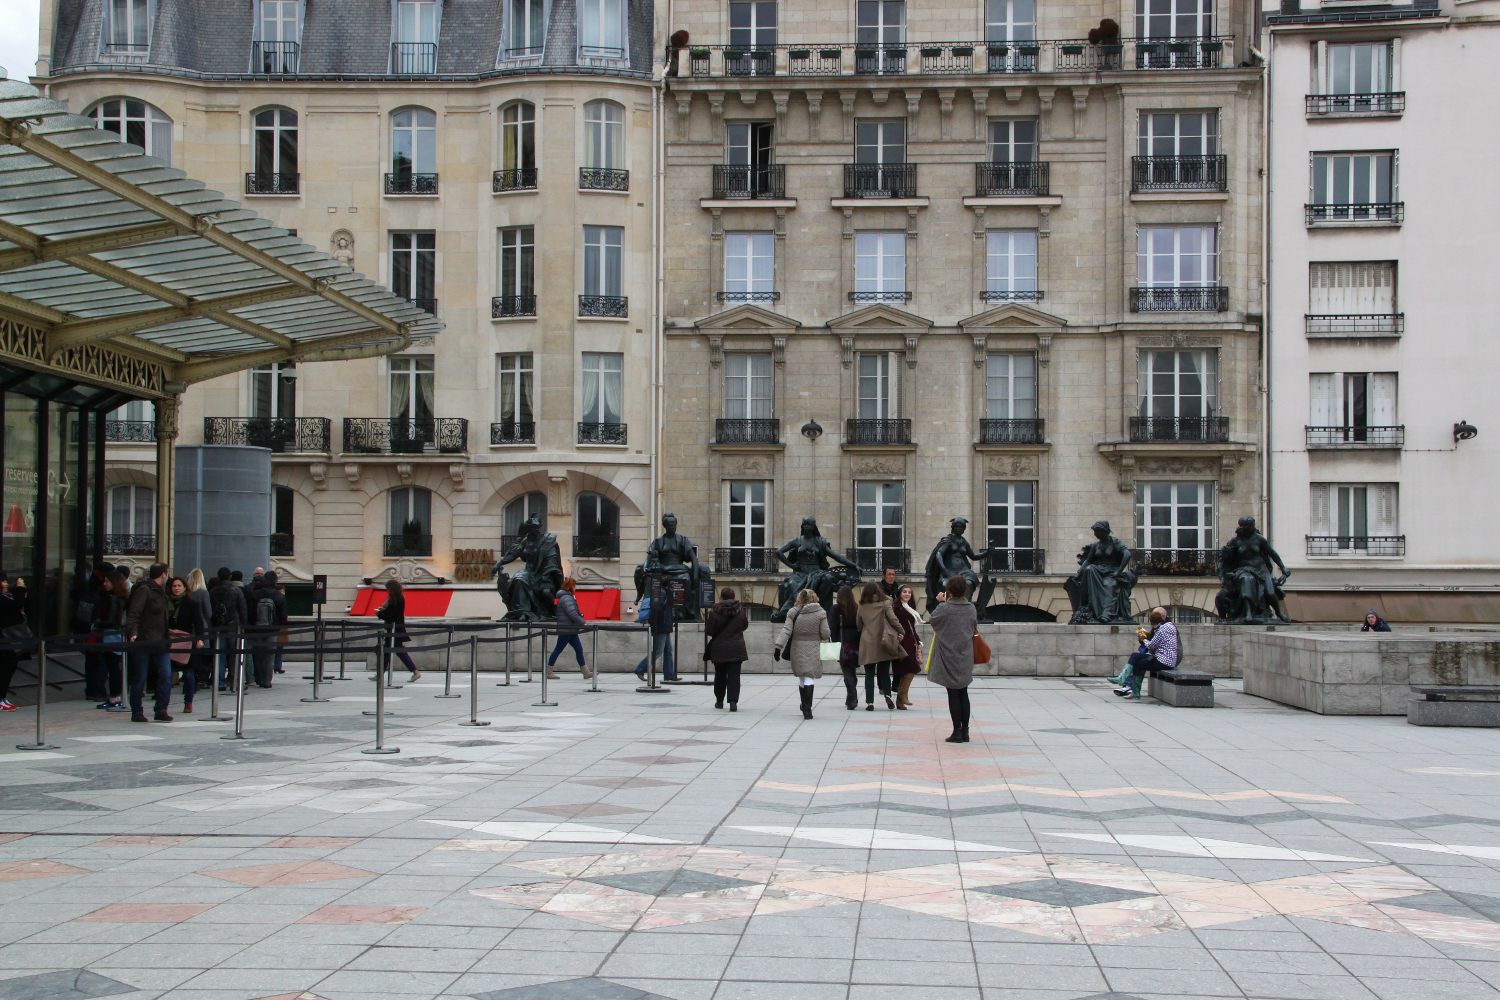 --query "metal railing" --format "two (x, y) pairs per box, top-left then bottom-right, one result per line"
(269, 533), (293, 557)
(579, 167), (629, 191)
(723, 49), (776, 75)
(385, 172), (439, 195)
(1130, 286), (1229, 312)
(711, 164), (787, 199)
(1306, 92), (1404, 116)
(343, 418), (468, 455)
(104, 420), (155, 443)
(716, 418), (780, 444)
(103, 534), (156, 556)
(245, 172), (299, 194)
(384, 534), (433, 557)
(491, 421), (536, 445)
(204, 417), (331, 452)
(1131, 154), (1227, 192)
(717, 291), (781, 302)
(975, 161), (1050, 196)
(980, 289), (1045, 302)
(579, 295), (628, 317)
(102, 42), (150, 58)
(1306, 425), (1405, 448)
(1134, 548), (1219, 576)
(573, 535), (621, 559)
(979, 418), (1045, 444)
(846, 548), (912, 573)
(251, 41), (300, 73)
(578, 422), (628, 445)
(984, 548), (1045, 574)
(1134, 38), (1227, 69)
(493, 167), (538, 191)
(844, 163), (918, 198)
(1129, 416), (1230, 443)
(1306, 202), (1404, 225)
(492, 295), (536, 318)
(1307, 535), (1405, 557)
(1305, 314), (1404, 337)
(391, 41), (437, 73)
(849, 290), (912, 303)
(714, 548), (782, 574)
(846, 418), (911, 445)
